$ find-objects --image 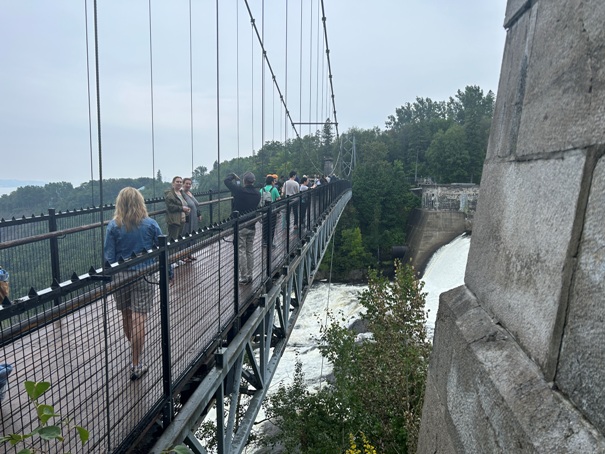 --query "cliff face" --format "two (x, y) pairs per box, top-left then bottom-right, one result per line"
(418, 1), (605, 452)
